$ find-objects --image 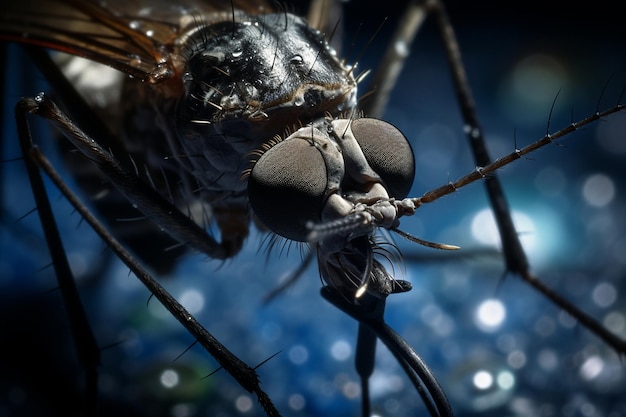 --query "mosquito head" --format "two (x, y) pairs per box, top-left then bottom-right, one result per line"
(248, 116), (415, 300)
